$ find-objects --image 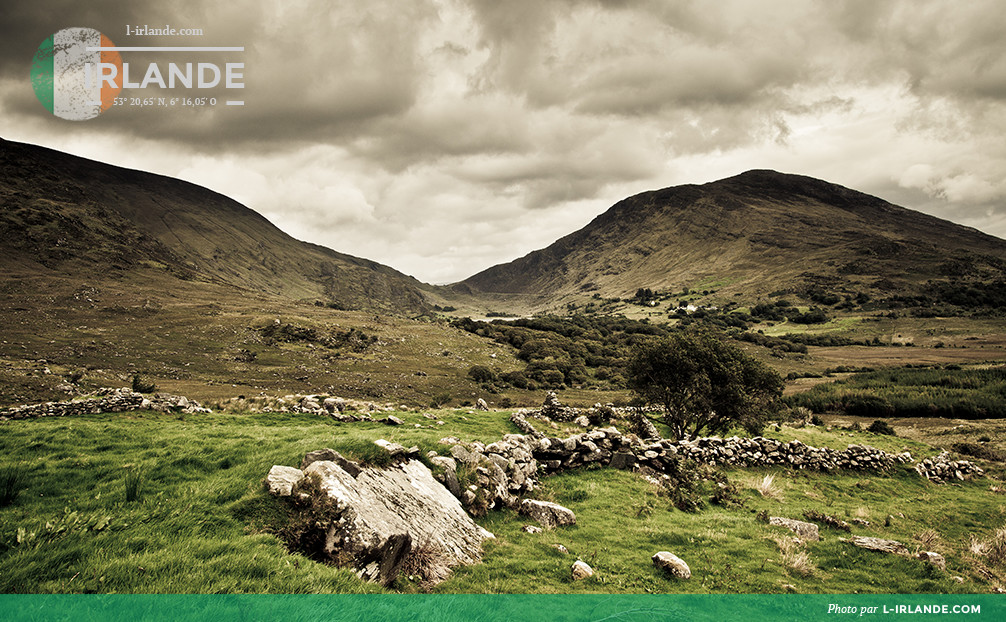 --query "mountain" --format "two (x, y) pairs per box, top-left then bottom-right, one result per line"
(0, 137), (428, 312)
(457, 170), (1006, 306)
